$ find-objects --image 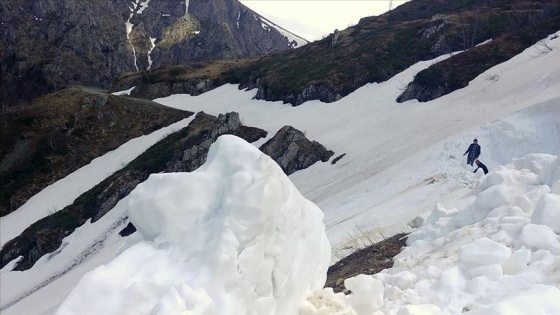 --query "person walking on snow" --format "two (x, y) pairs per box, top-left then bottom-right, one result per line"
(463, 139), (481, 166)
(473, 159), (488, 175)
